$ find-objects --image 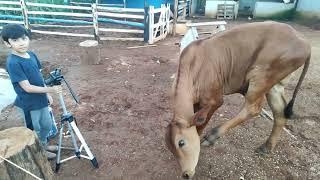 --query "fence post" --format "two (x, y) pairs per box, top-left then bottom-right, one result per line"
(20, 0), (29, 30)
(173, 0), (178, 36)
(182, 1), (186, 20)
(166, 4), (170, 35)
(162, 5), (166, 35)
(148, 6), (154, 44)
(92, 3), (99, 41)
(188, 0), (192, 16)
(160, 4), (164, 36)
(144, 4), (149, 43)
